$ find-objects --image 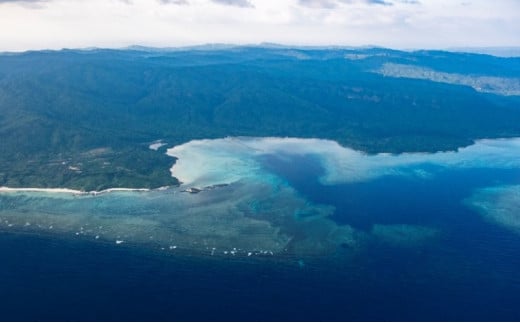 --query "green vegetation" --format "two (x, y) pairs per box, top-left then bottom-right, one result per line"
(1, 46), (519, 190)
